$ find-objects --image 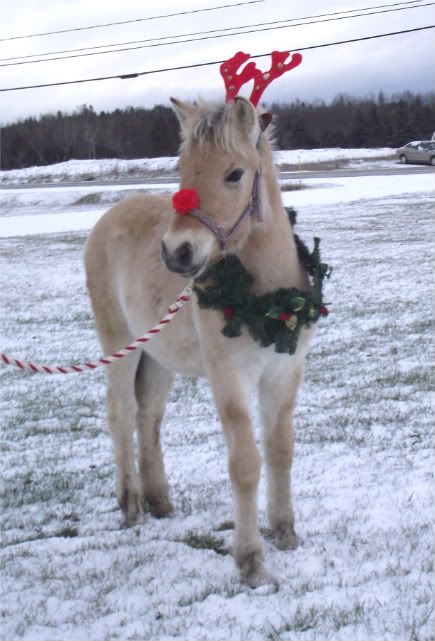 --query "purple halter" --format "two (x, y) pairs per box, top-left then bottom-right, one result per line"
(187, 171), (263, 251)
